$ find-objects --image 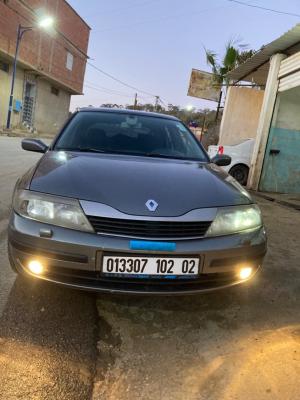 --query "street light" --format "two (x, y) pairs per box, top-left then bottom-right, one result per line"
(6, 16), (55, 130)
(185, 105), (194, 112)
(38, 16), (55, 29)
